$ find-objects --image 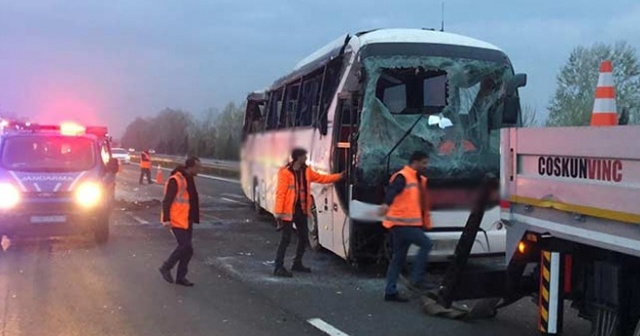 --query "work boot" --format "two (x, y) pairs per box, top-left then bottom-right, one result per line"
(274, 267), (293, 278)
(176, 278), (194, 287)
(159, 267), (174, 284)
(291, 262), (311, 273)
(384, 293), (410, 302)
